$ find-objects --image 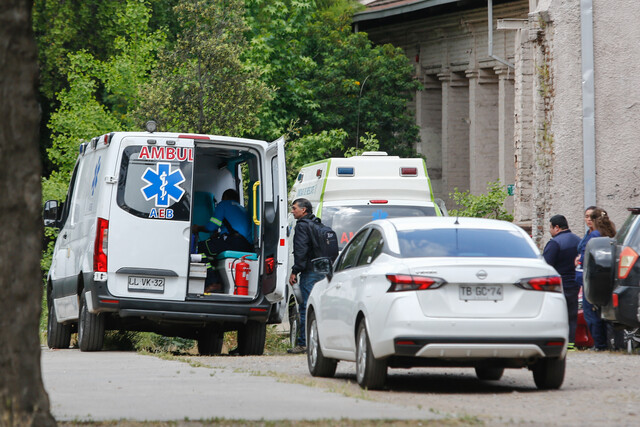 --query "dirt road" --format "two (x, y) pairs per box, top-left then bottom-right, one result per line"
(190, 350), (640, 426)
